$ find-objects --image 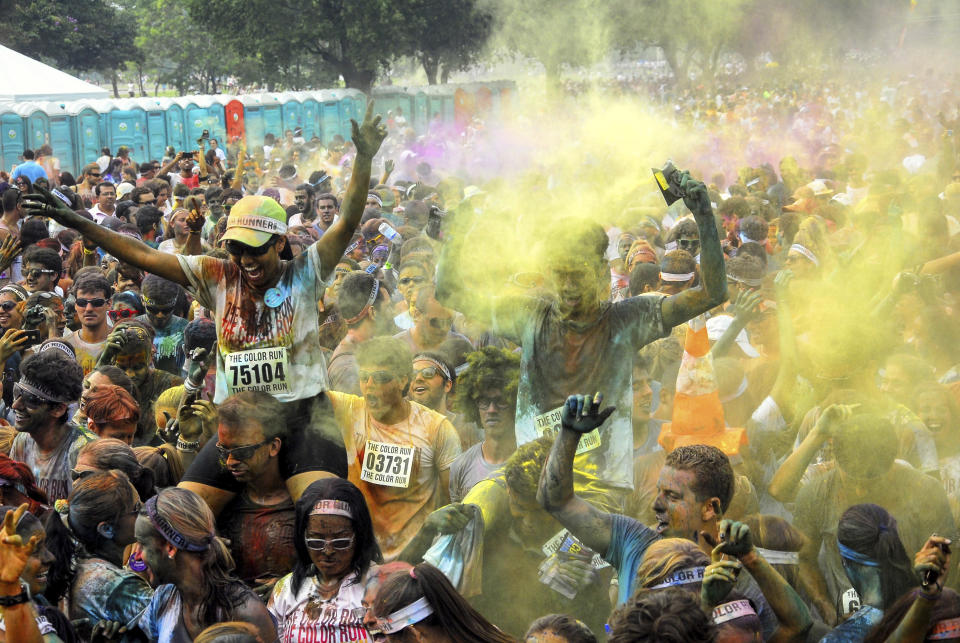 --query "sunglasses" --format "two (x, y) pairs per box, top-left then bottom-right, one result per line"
(358, 370), (395, 385)
(304, 534), (355, 551)
(224, 240), (273, 257)
(398, 276), (427, 287)
(216, 439), (272, 462)
(0, 301), (16, 312)
(412, 366), (445, 380)
(145, 304), (175, 315)
(13, 383), (52, 408)
(427, 317), (452, 330)
(70, 468), (96, 482)
(476, 396), (510, 410)
(24, 269), (56, 280)
(108, 308), (138, 321)
(75, 298), (106, 308)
